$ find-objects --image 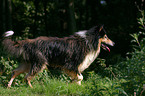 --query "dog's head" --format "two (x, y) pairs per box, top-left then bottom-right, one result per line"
(76, 25), (115, 52)
(97, 25), (115, 52)
(85, 25), (115, 52)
